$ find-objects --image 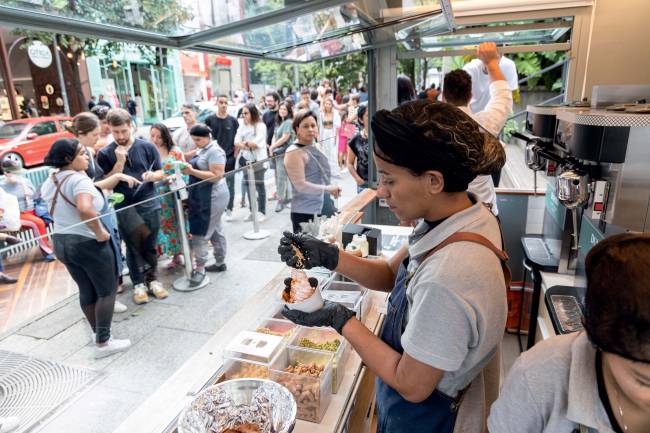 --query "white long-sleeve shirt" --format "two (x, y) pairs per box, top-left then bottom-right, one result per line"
(464, 57), (519, 113)
(234, 120), (268, 163)
(460, 80), (513, 215)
